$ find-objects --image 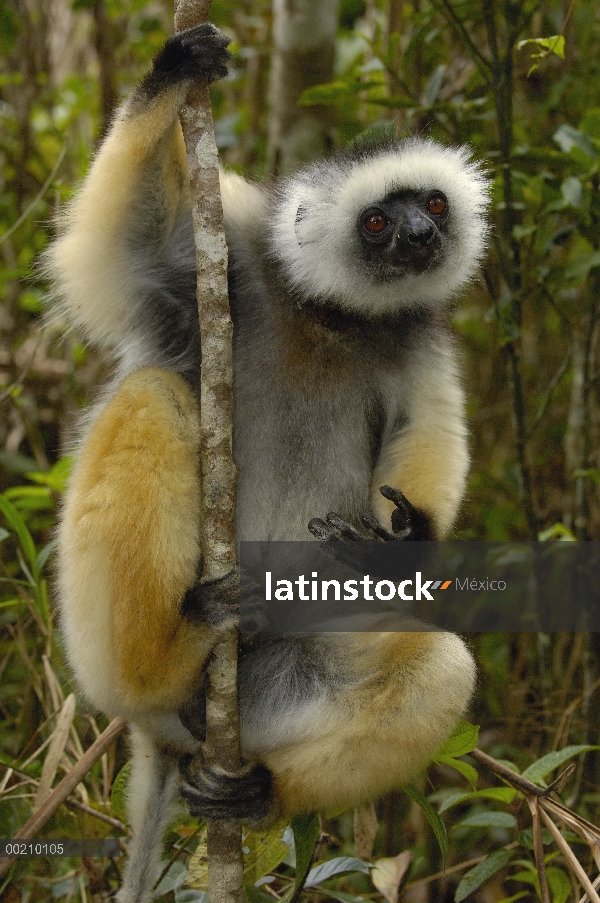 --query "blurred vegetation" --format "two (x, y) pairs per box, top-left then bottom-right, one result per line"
(2, 0), (600, 900)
